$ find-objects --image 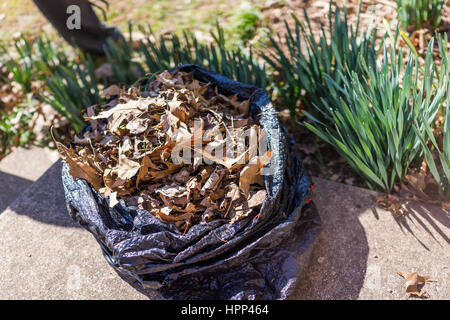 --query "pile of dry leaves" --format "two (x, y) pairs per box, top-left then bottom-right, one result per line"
(57, 70), (270, 233)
